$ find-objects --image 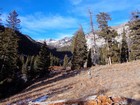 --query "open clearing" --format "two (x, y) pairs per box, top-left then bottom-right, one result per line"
(1, 60), (140, 104)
